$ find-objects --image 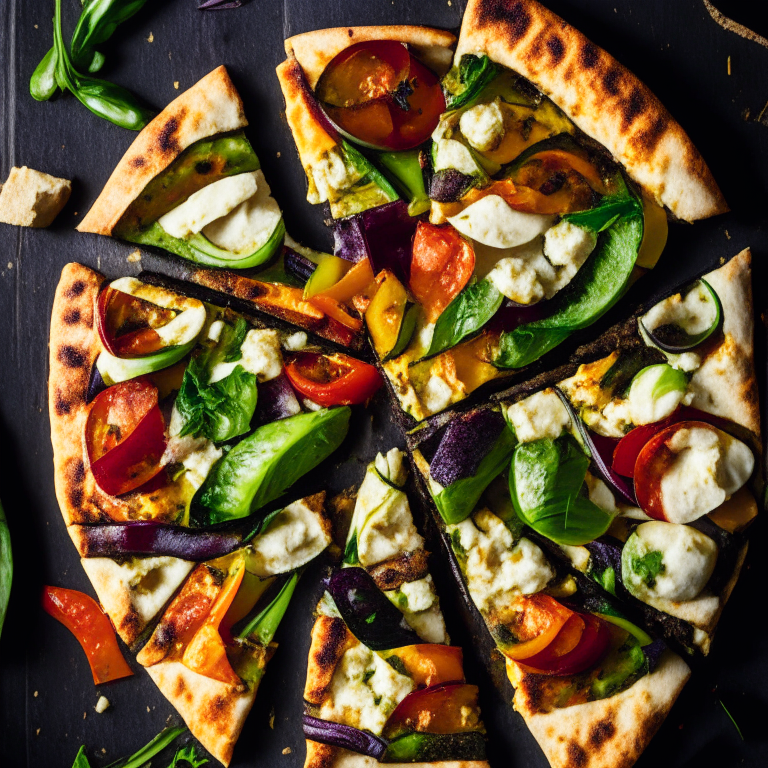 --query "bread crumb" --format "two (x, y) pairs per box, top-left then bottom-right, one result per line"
(269, 706), (275, 729)
(83, 712), (87, 719)
(147, 32), (154, 43)
(174, 81), (180, 90)
(36, 728), (40, 735)
(727, 55), (731, 75)
(127, 249), (142, 263)
(276, 151), (281, 158)
(33, 690), (37, 697)
(724, 229), (731, 239)
(34, 24), (39, 28)
(282, 748), (292, 755)
(102, 748), (106, 754)
(147, 706), (151, 712)
(95, 696), (110, 713)
(0, 166), (71, 228)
